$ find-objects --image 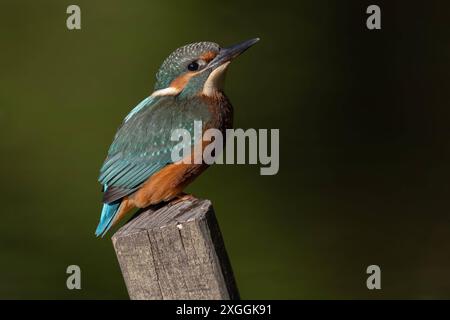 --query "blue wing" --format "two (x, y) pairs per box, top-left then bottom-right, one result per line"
(98, 95), (211, 203)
